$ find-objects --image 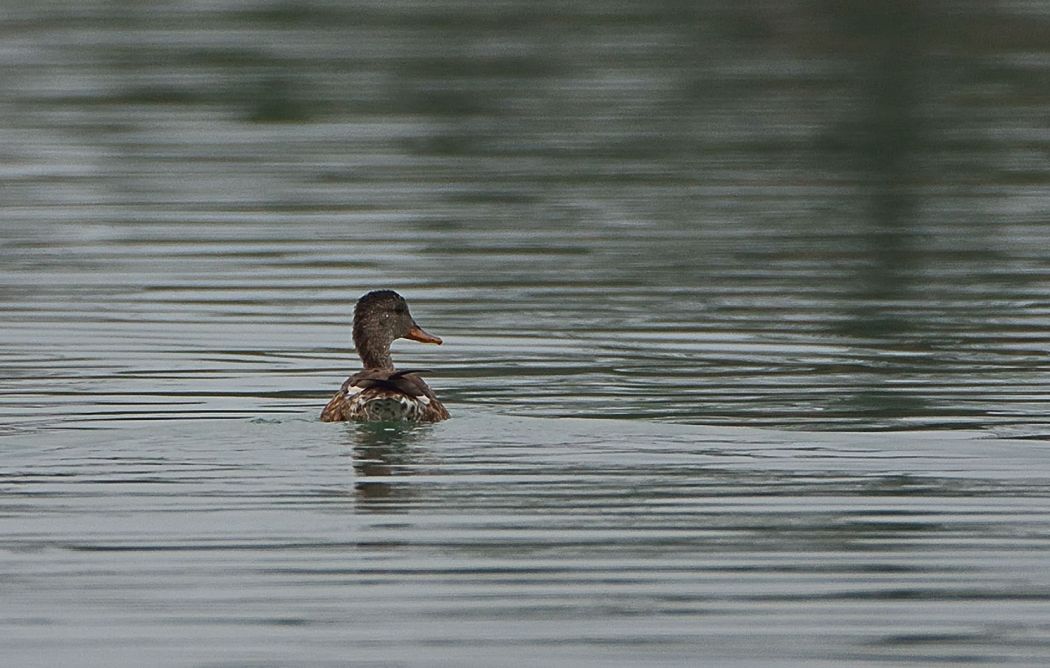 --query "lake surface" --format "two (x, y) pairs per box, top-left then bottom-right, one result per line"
(3, 1), (1050, 665)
